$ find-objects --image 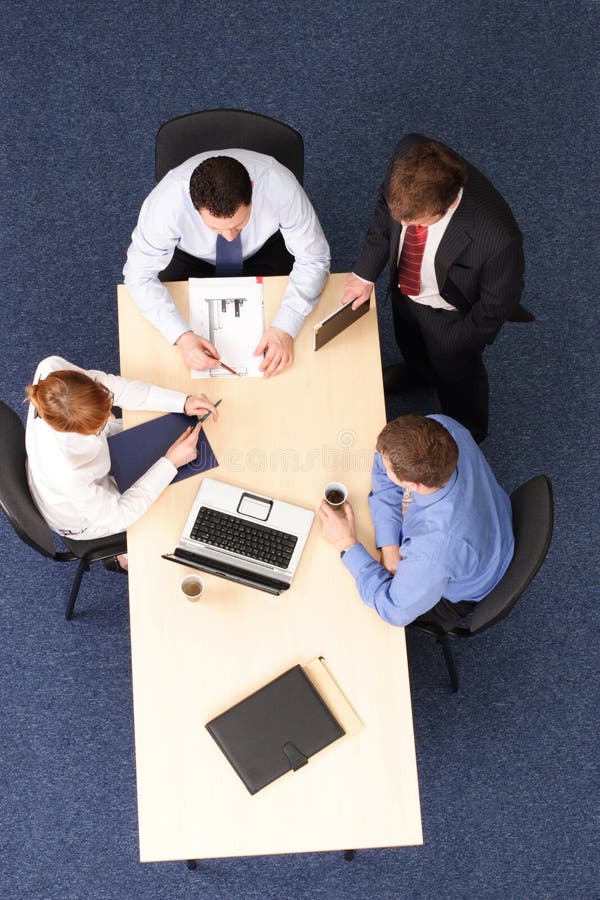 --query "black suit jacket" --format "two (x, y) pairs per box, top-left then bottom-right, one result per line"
(354, 133), (527, 349)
